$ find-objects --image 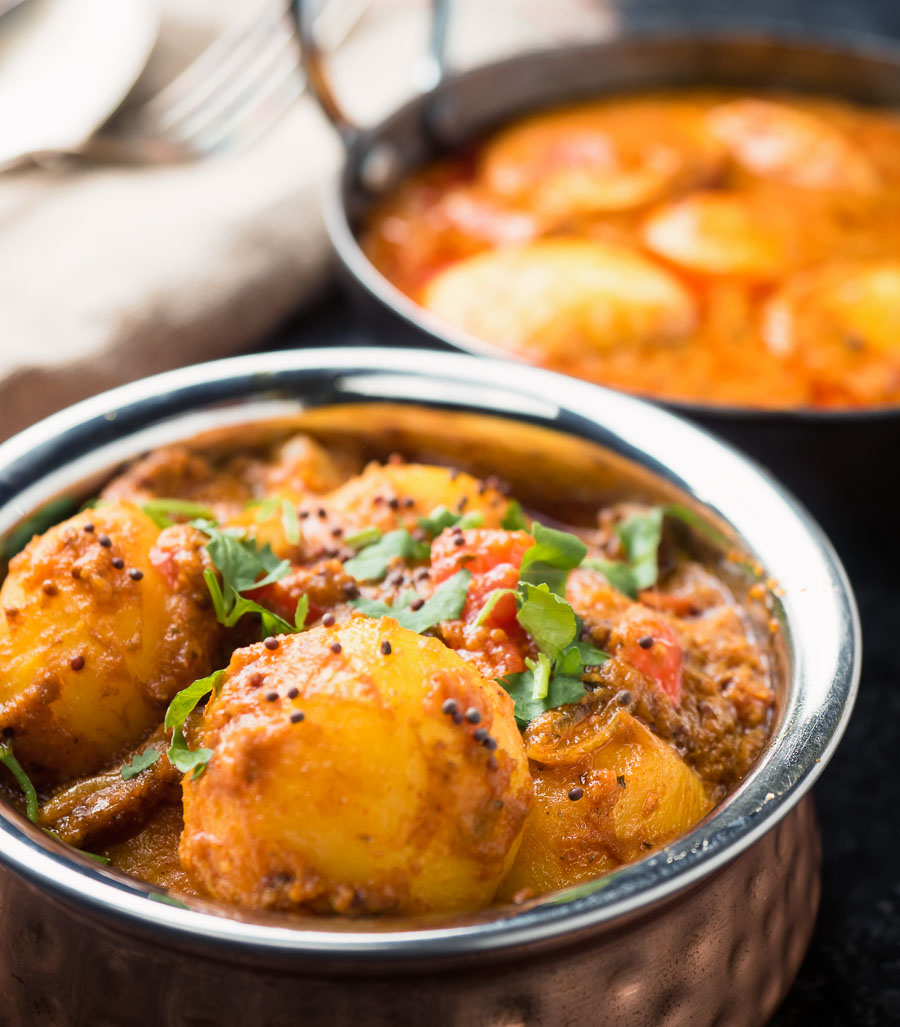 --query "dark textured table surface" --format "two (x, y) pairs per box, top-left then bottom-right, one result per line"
(272, 296), (899, 1026)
